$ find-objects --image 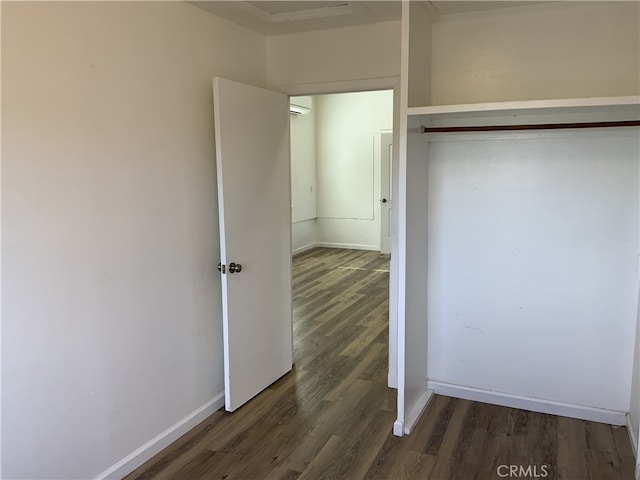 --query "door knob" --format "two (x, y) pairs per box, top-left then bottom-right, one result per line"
(381, 198), (388, 203)
(217, 263), (225, 274)
(228, 262), (242, 273)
